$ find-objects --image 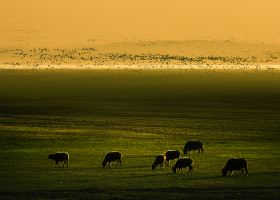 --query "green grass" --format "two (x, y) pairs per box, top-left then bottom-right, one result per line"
(0, 69), (280, 199)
